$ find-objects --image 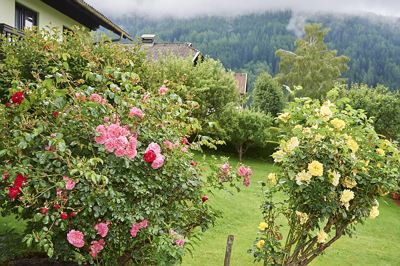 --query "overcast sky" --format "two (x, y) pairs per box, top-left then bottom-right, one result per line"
(86, 0), (400, 18)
